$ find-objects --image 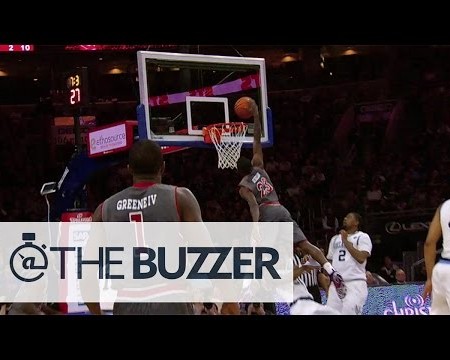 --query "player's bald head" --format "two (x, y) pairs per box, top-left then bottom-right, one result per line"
(237, 156), (252, 175)
(129, 140), (163, 176)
